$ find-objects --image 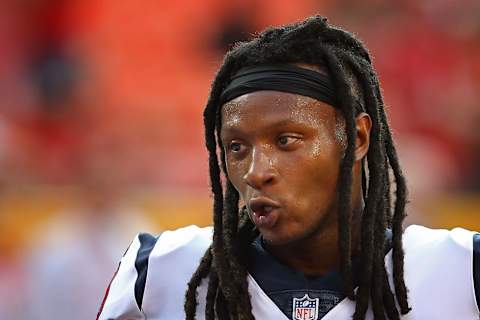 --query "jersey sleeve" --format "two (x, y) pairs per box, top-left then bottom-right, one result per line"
(97, 225), (213, 319)
(473, 233), (480, 312)
(97, 233), (155, 320)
